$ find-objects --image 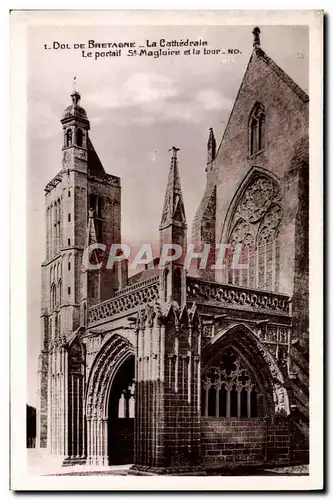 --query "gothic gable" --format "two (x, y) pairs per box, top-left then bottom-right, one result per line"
(215, 47), (308, 170)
